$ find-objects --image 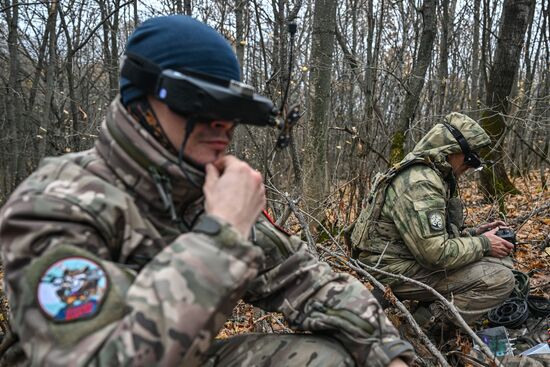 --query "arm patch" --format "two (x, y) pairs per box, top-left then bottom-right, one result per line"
(412, 199), (446, 238)
(37, 256), (109, 322)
